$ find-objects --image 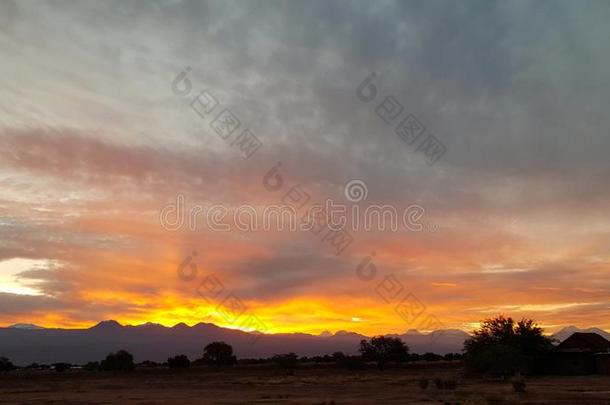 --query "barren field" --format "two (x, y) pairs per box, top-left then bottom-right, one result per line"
(1, 363), (609, 404)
